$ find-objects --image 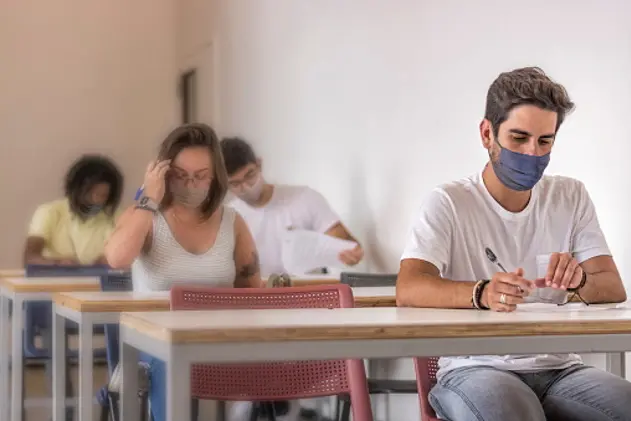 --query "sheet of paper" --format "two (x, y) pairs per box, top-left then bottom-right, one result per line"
(281, 229), (358, 274)
(524, 287), (568, 305)
(517, 302), (629, 312)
